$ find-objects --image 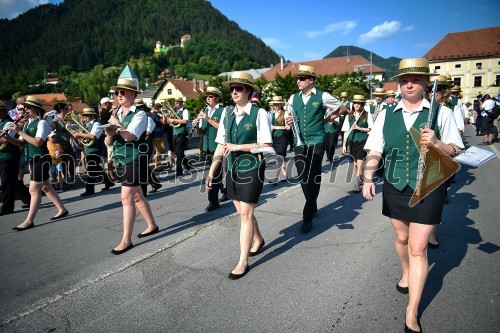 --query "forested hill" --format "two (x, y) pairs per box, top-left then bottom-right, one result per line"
(0, 0), (280, 73)
(325, 46), (401, 79)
